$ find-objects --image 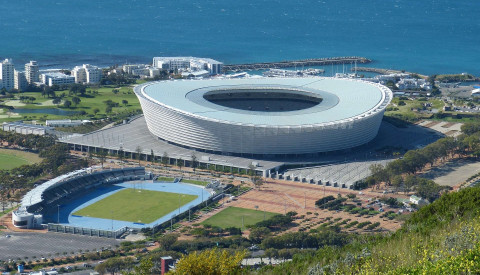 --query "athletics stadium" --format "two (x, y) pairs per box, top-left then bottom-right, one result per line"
(12, 167), (212, 236)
